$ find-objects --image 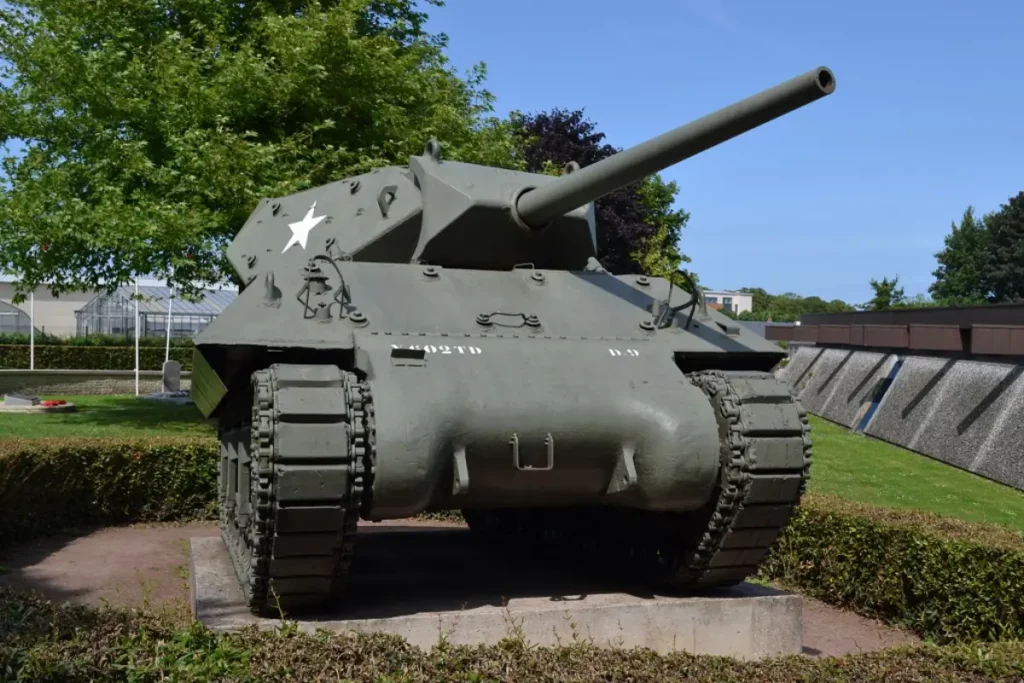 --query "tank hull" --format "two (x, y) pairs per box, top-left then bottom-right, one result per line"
(359, 336), (722, 518)
(199, 265), (809, 614)
(211, 357), (810, 614)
